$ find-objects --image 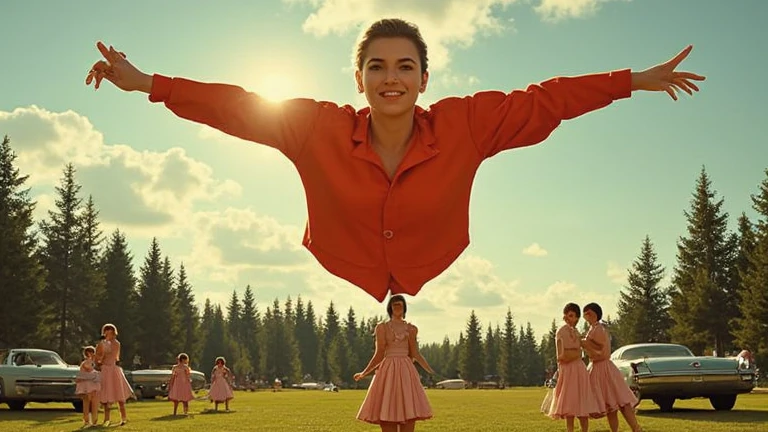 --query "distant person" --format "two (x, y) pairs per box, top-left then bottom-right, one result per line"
(168, 353), (195, 416)
(95, 323), (134, 427)
(75, 346), (101, 428)
(209, 357), (234, 412)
